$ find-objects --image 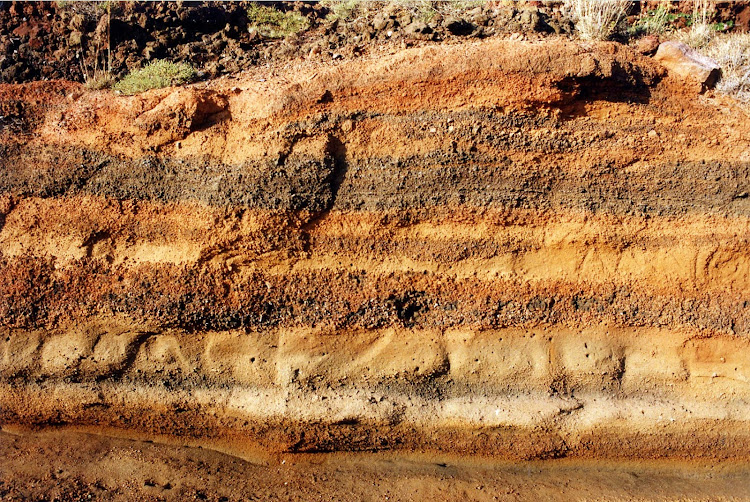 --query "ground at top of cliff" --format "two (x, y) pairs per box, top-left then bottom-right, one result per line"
(1, 0), (749, 86)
